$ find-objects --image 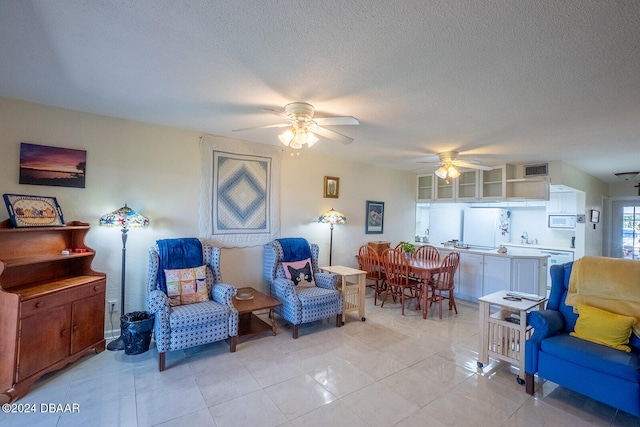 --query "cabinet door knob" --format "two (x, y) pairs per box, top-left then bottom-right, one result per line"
(60, 328), (67, 337)
(94, 285), (100, 291)
(36, 302), (43, 308)
(73, 325), (79, 332)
